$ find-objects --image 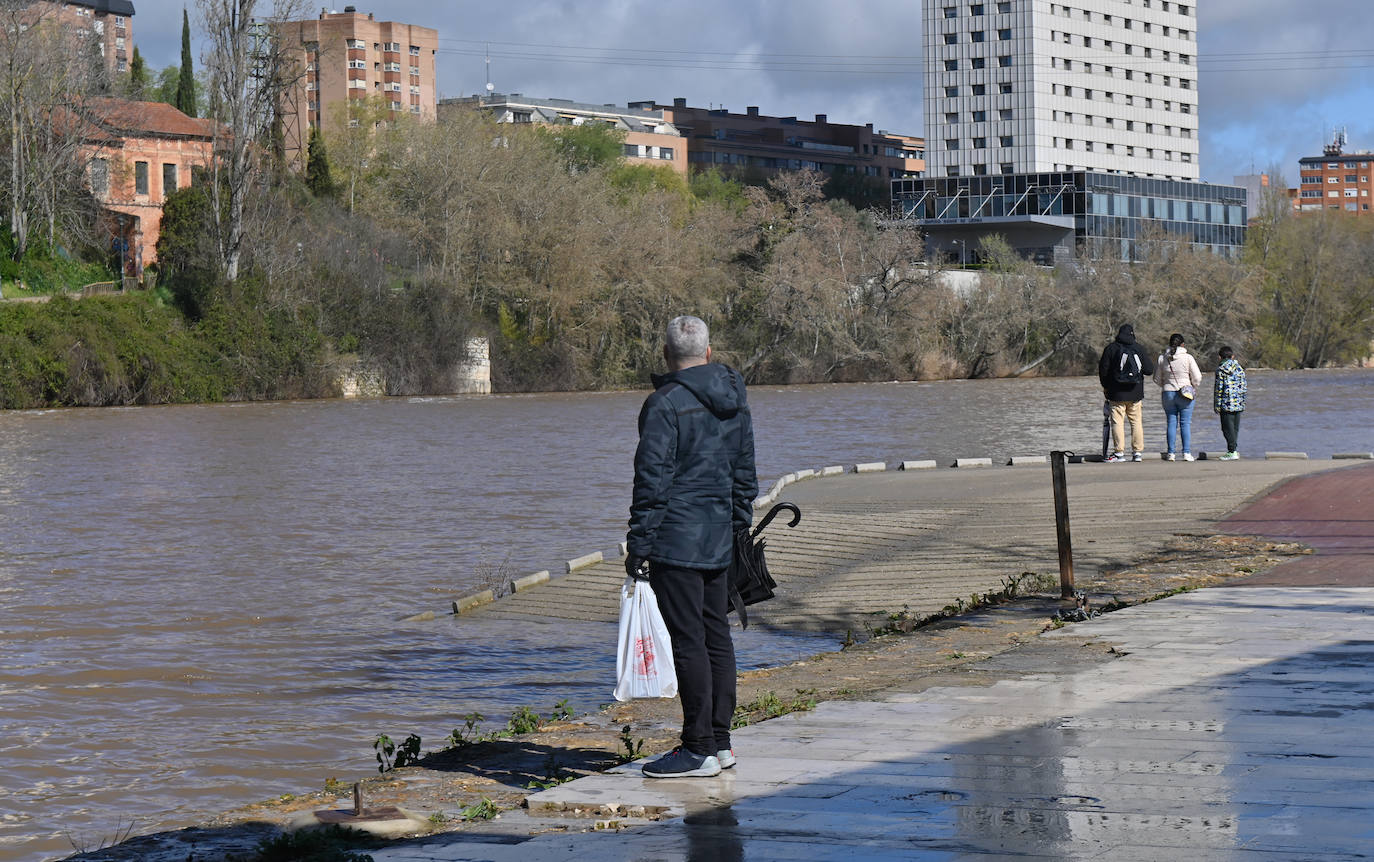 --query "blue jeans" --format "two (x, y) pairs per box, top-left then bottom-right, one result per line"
(1162, 389), (1195, 454)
